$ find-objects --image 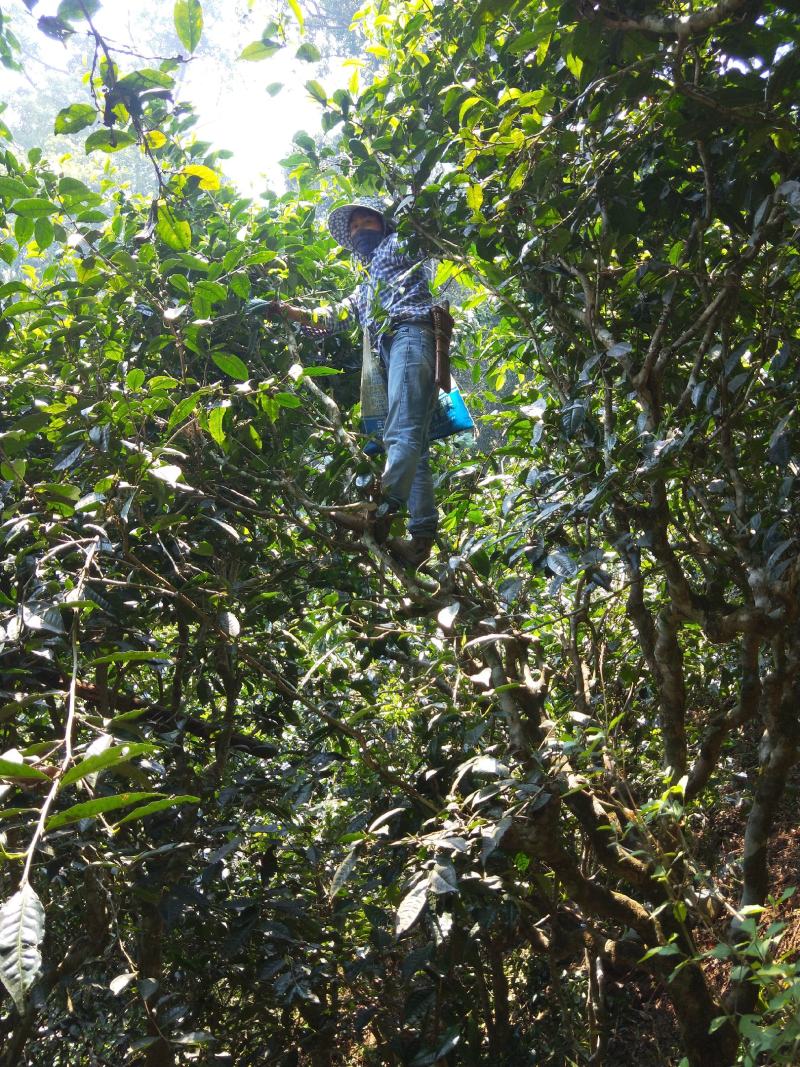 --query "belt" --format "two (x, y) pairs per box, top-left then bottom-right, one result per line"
(390, 314), (433, 329)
